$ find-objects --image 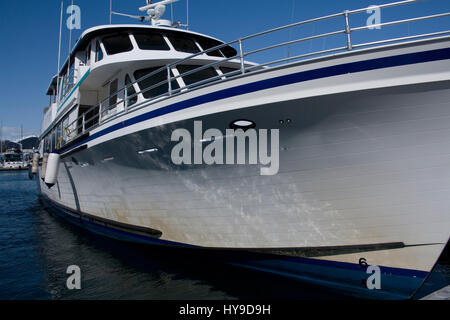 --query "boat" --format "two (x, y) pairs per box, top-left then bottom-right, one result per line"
(37, 0), (450, 299)
(1, 149), (28, 170)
